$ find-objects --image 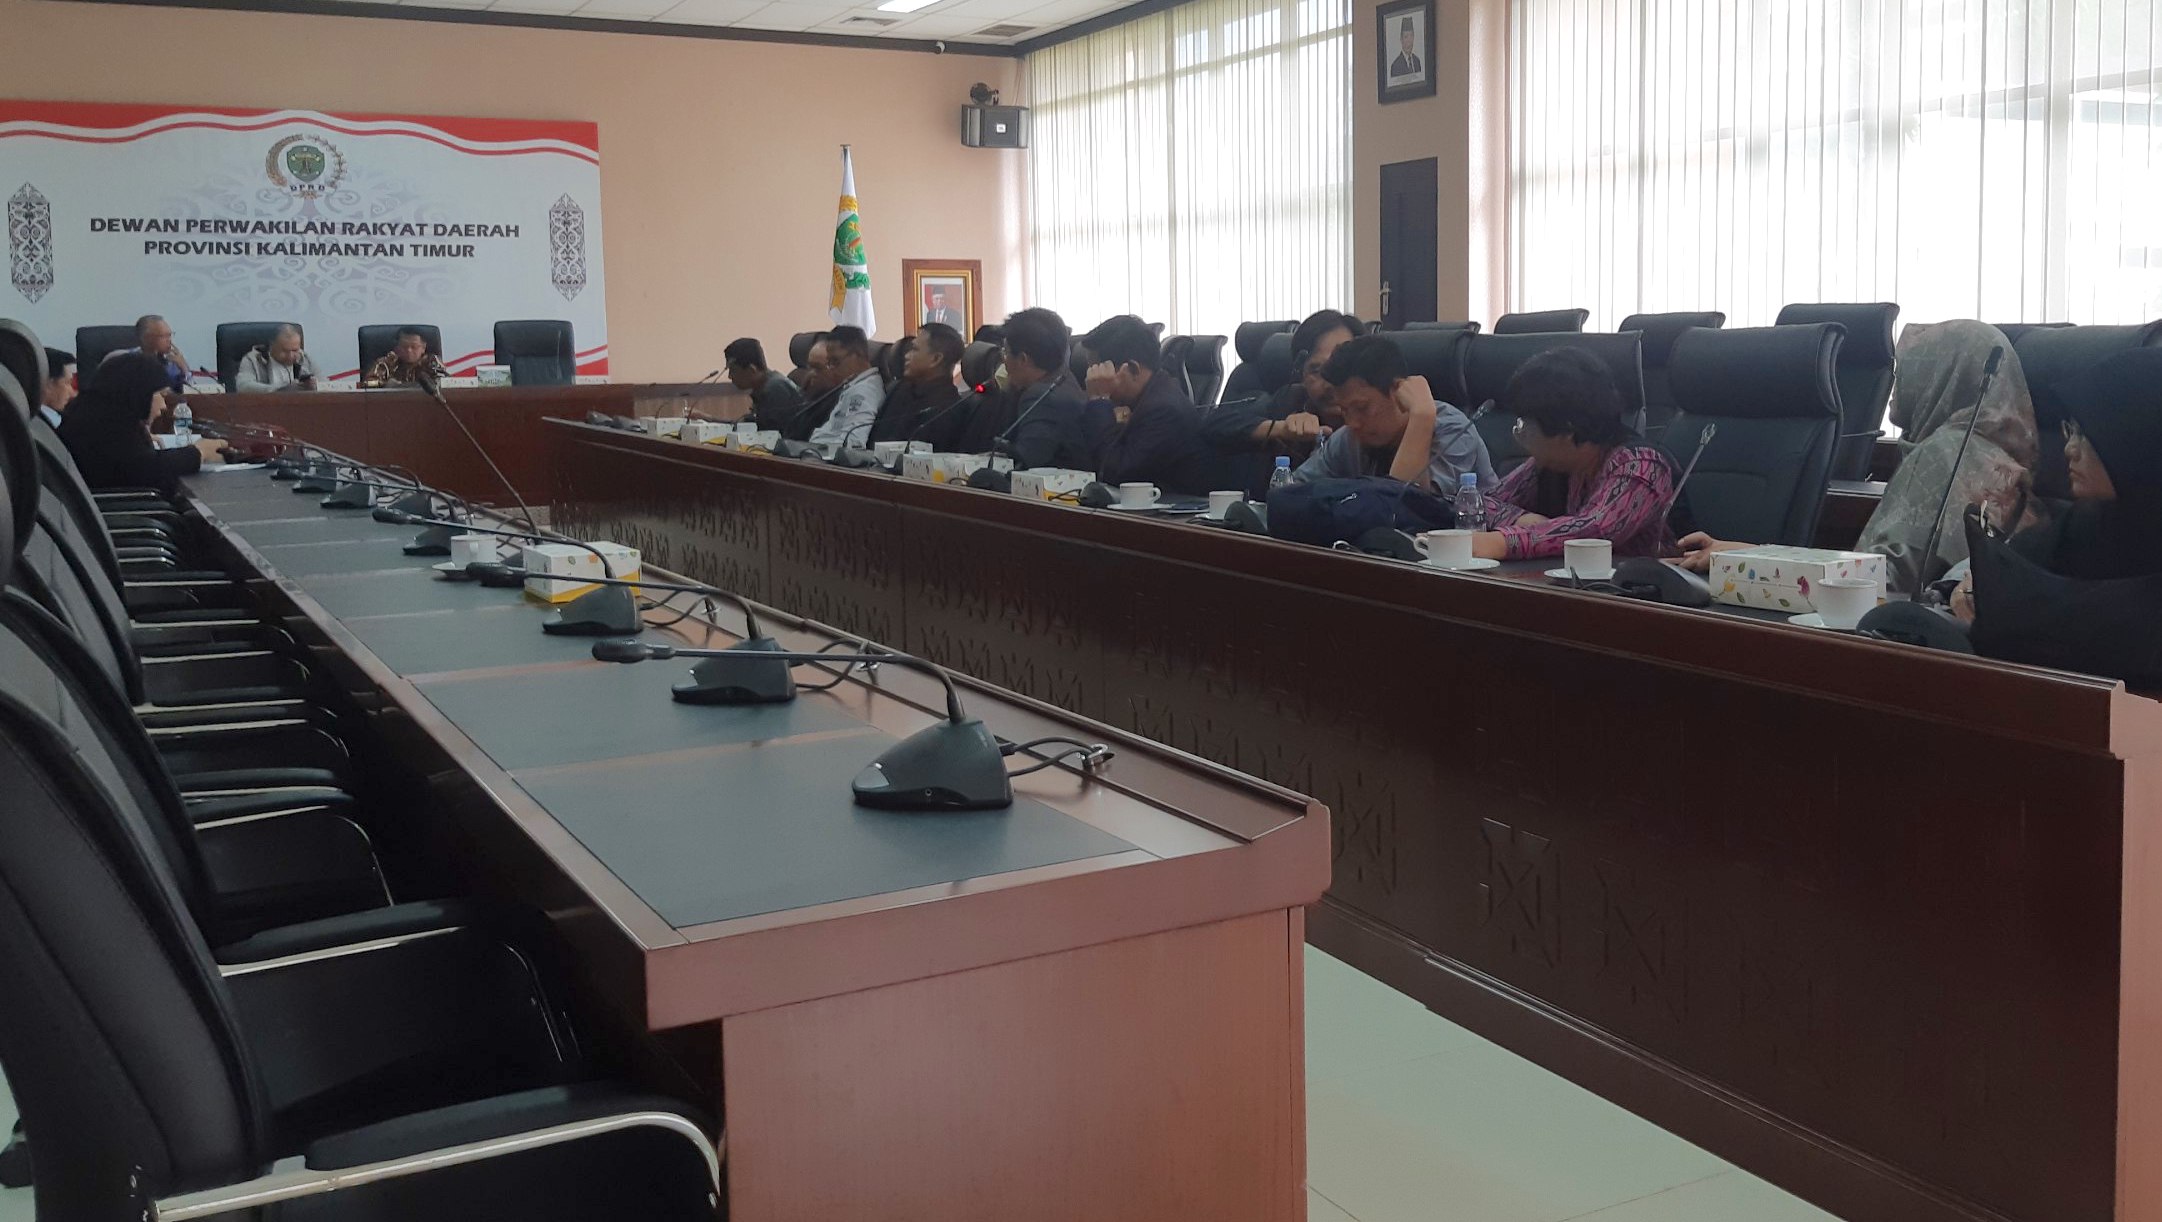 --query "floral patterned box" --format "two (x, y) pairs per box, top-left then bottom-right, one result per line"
(1709, 546), (1885, 613)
